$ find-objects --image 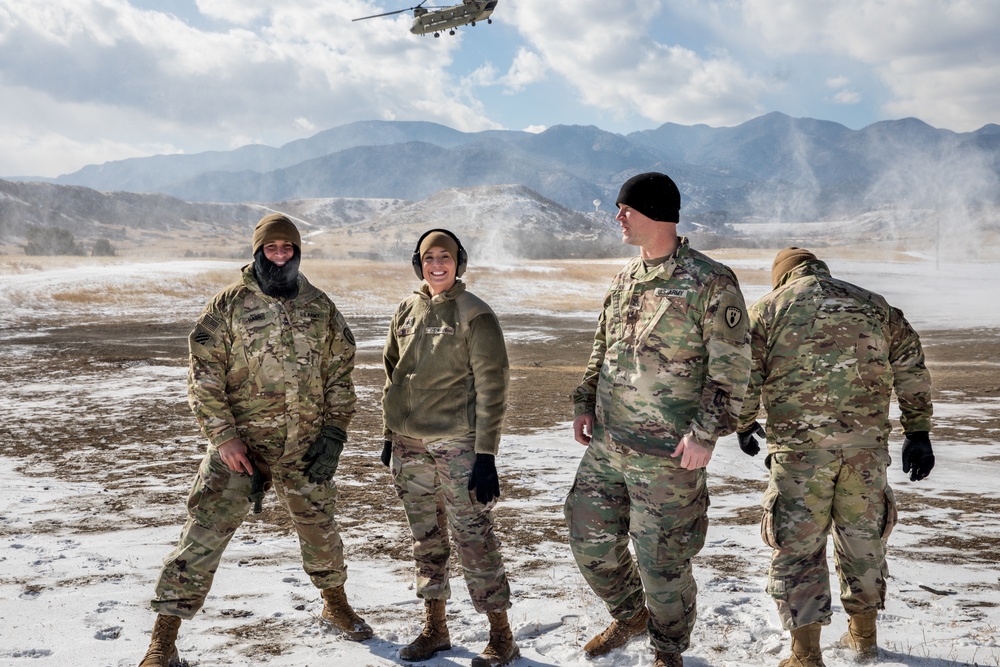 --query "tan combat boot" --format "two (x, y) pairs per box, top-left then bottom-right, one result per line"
(654, 649), (684, 666)
(583, 607), (649, 658)
(138, 614), (181, 667)
(320, 585), (374, 641)
(400, 599), (451, 661)
(840, 610), (878, 662)
(471, 610), (520, 667)
(778, 623), (826, 667)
